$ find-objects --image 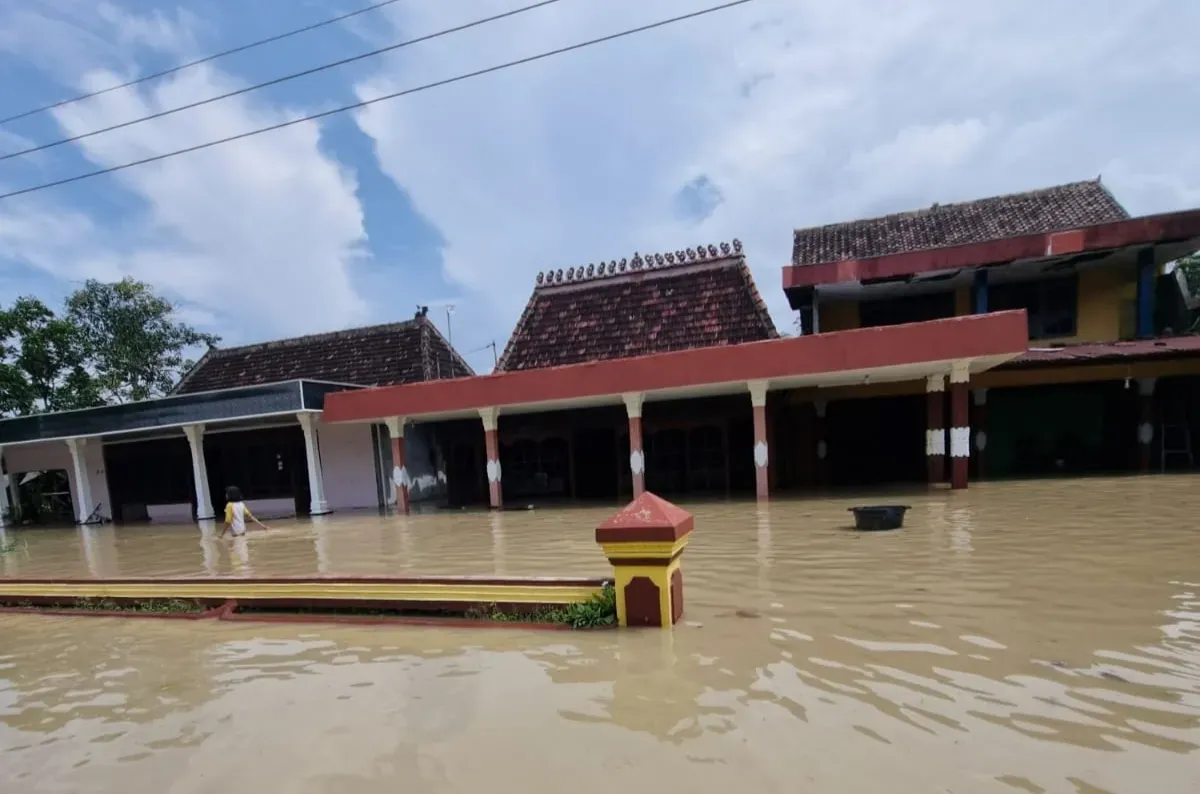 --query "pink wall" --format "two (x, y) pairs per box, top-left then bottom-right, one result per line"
(318, 419), (379, 511)
(3, 439), (112, 522)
